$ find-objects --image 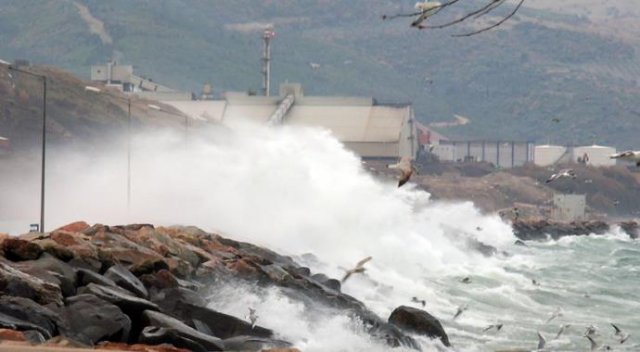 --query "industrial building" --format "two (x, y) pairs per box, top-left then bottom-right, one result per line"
(430, 140), (535, 168)
(534, 145), (616, 167)
(91, 61), (193, 101)
(166, 83), (418, 159)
